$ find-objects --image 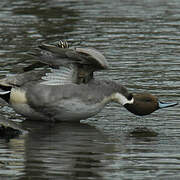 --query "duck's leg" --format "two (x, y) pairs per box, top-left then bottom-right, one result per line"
(57, 40), (69, 49)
